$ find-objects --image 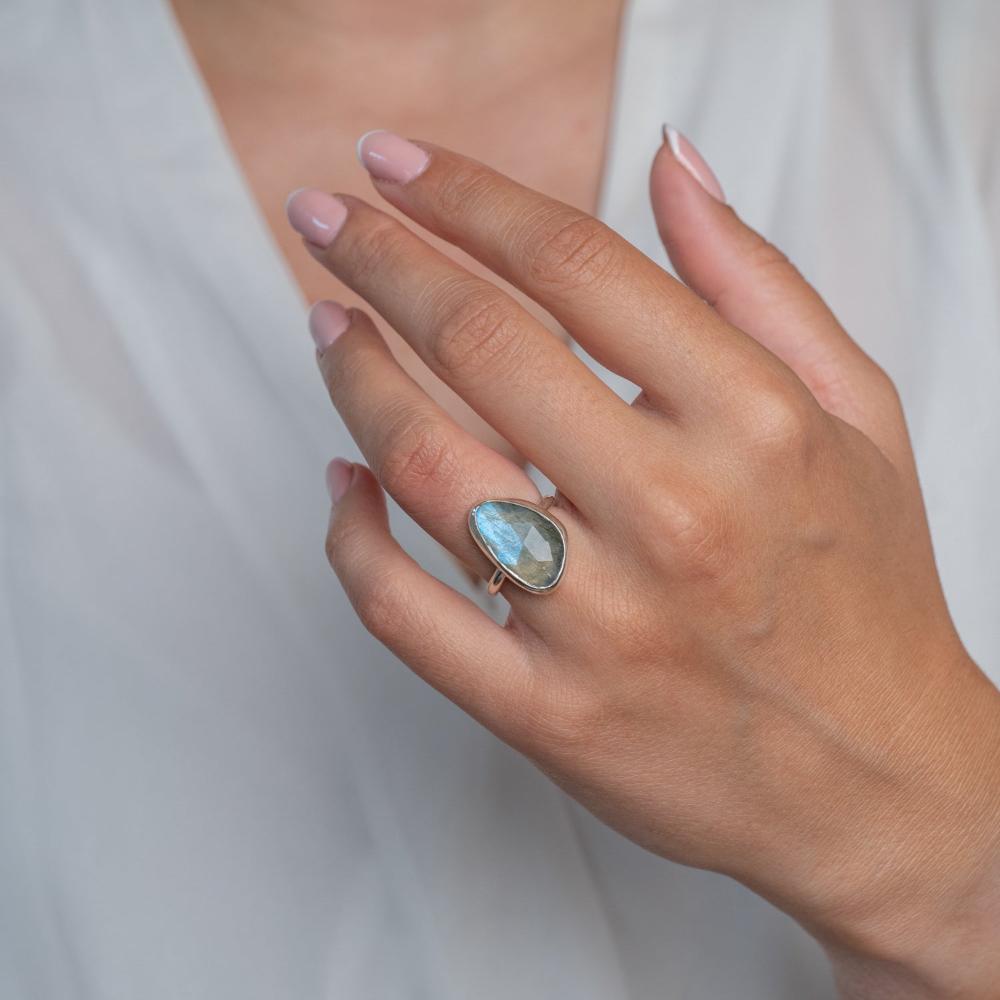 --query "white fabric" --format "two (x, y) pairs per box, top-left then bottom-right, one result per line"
(1, 0), (997, 997)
